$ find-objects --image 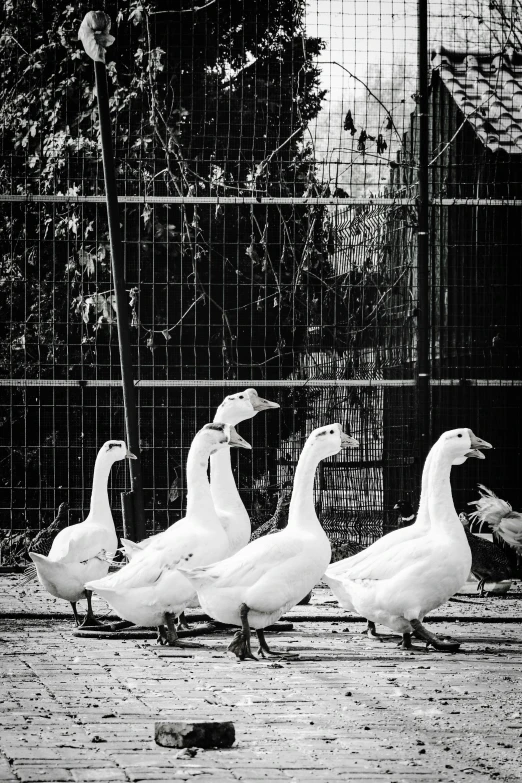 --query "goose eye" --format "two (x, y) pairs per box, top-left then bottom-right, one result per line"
(330, 429), (334, 434)
(239, 395), (244, 399)
(458, 434), (462, 438)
